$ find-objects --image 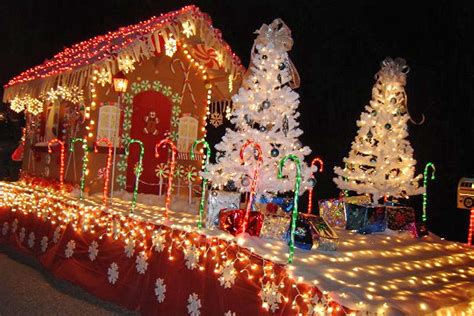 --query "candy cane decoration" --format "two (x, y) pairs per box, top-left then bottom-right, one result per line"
(278, 154), (301, 264)
(191, 139), (211, 229)
(155, 163), (169, 196)
(184, 165), (198, 205)
(126, 139), (144, 214)
(47, 138), (65, 191)
(307, 157), (324, 214)
(422, 162), (436, 222)
(94, 138), (113, 206)
(155, 139), (178, 218)
(69, 138), (89, 200)
(240, 140), (263, 234)
(171, 59), (196, 106)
